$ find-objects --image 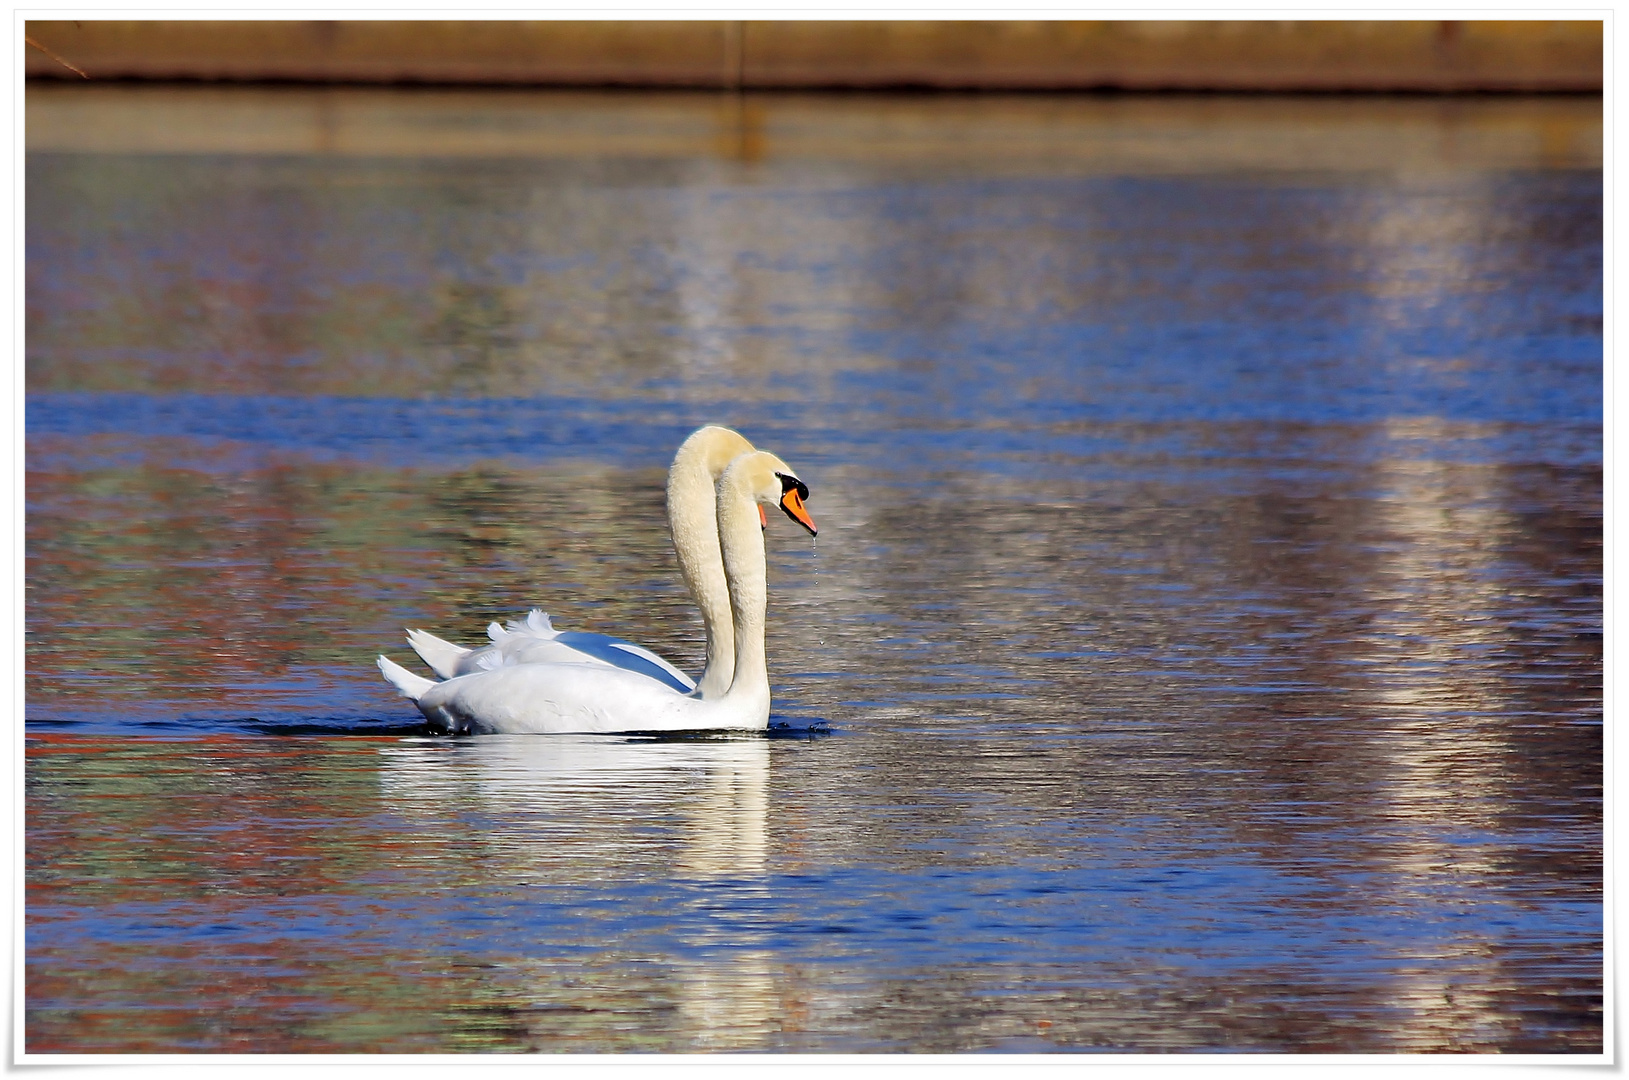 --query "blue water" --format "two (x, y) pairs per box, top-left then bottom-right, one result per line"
(24, 89), (1601, 1054)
